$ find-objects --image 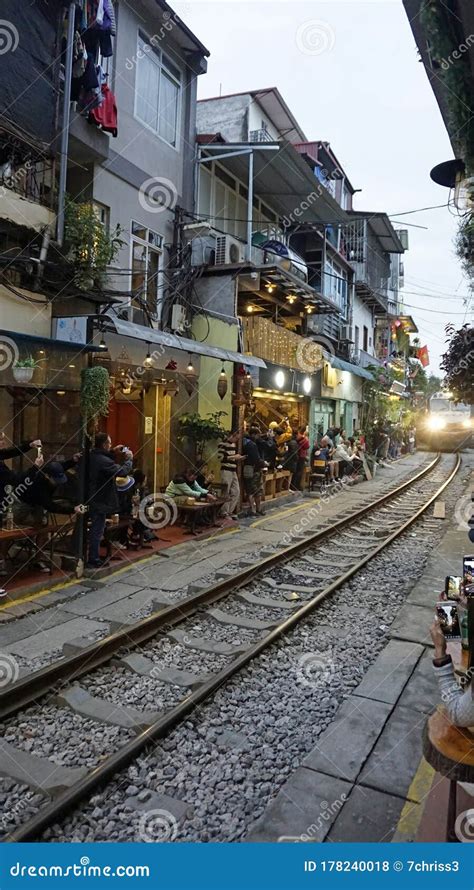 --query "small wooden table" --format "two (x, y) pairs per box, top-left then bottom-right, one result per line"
(423, 706), (474, 841)
(0, 519), (74, 577)
(176, 497), (227, 535)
